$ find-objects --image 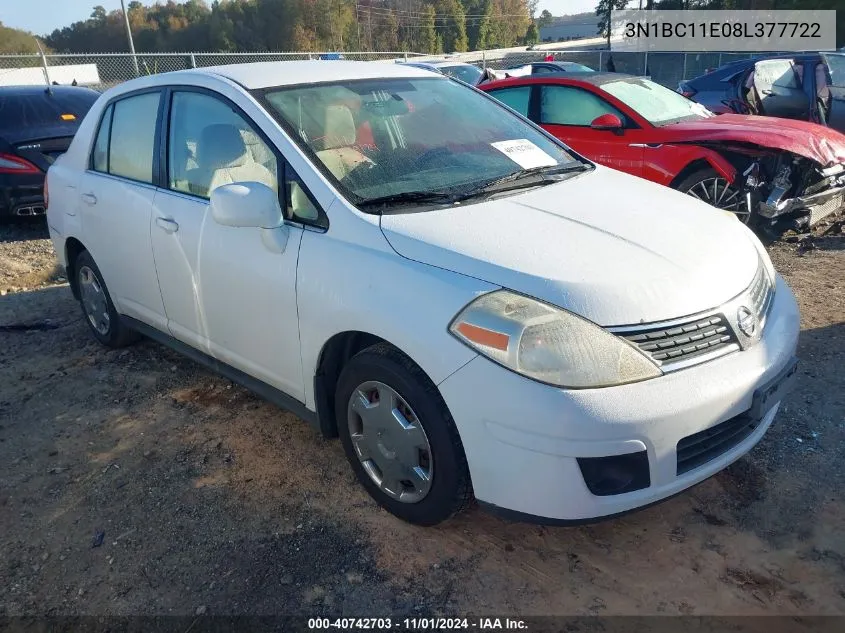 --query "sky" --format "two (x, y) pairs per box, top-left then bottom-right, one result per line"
(2, 0), (598, 37)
